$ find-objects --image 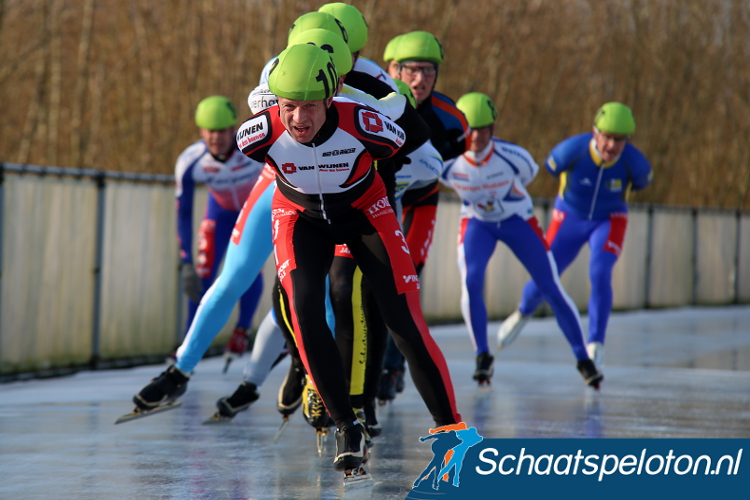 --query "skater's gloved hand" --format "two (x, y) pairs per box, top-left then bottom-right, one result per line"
(181, 263), (202, 302)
